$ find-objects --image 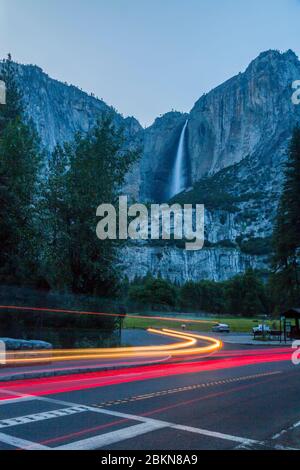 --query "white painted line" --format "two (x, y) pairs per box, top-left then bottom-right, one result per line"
(81, 407), (260, 445)
(171, 423), (258, 445)
(0, 391), (162, 425)
(272, 418), (300, 440)
(0, 431), (50, 450)
(57, 421), (167, 450)
(274, 444), (299, 450)
(0, 406), (89, 429)
(0, 396), (36, 406)
(0, 388), (263, 447)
